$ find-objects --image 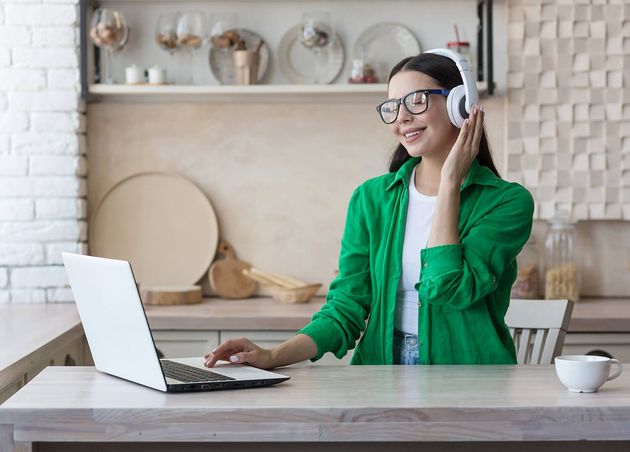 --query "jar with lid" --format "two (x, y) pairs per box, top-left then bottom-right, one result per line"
(544, 213), (580, 302)
(510, 235), (540, 299)
(447, 41), (474, 74)
(348, 58), (378, 84)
